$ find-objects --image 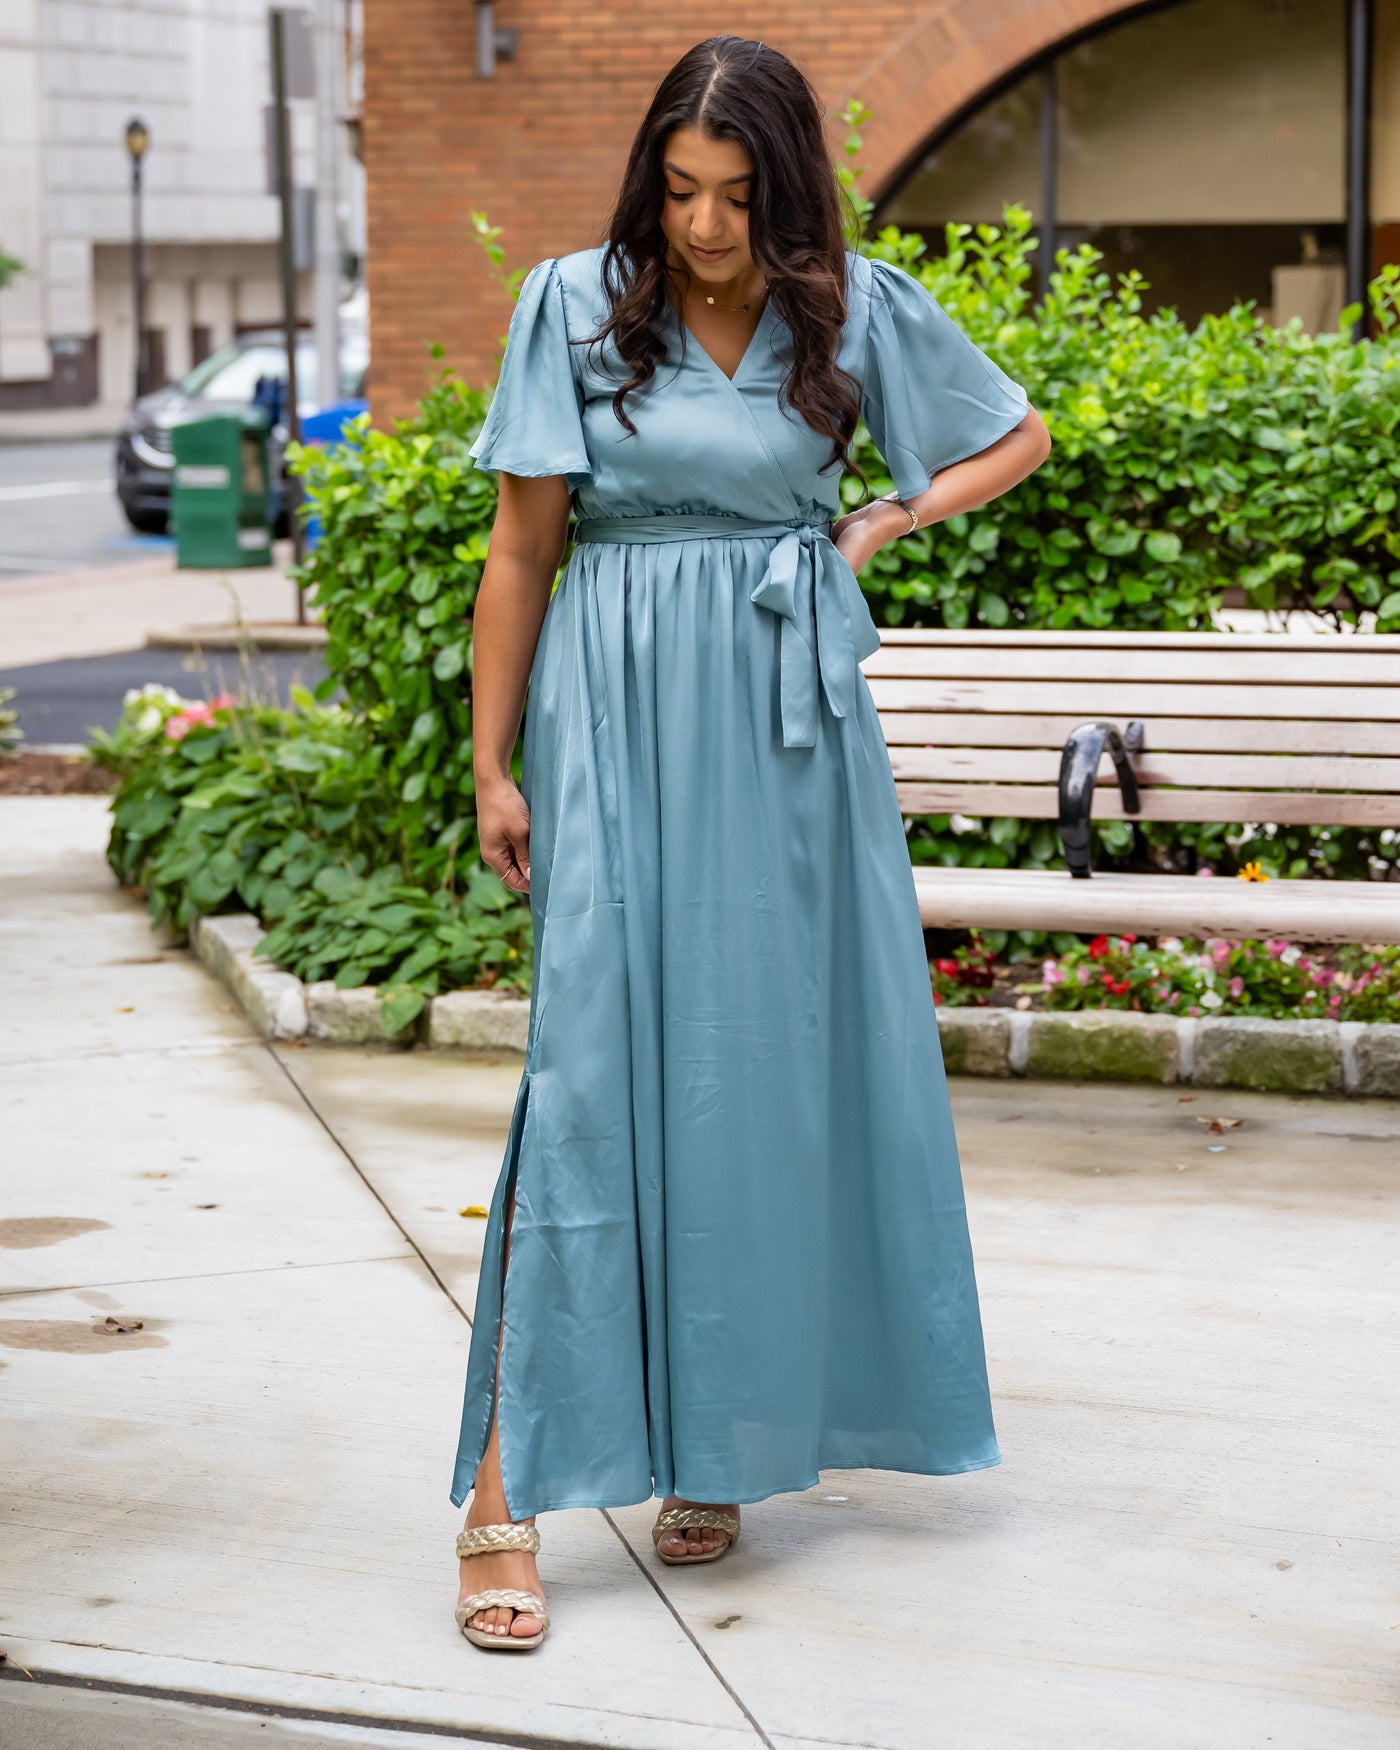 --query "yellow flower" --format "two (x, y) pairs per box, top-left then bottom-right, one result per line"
(1237, 860), (1270, 882)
